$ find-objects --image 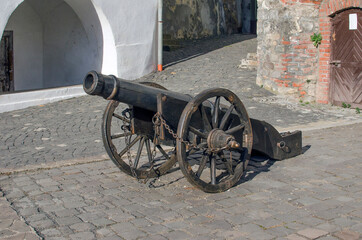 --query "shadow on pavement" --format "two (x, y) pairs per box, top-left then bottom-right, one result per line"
(163, 34), (257, 67)
(237, 155), (276, 186)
